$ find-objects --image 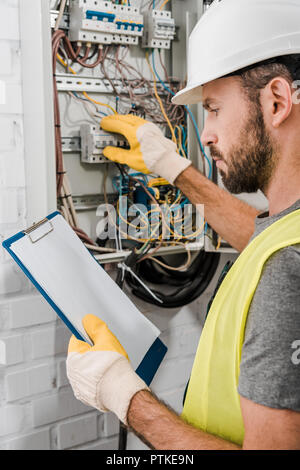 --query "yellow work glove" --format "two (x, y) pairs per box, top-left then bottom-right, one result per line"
(66, 314), (150, 425)
(100, 114), (192, 184)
